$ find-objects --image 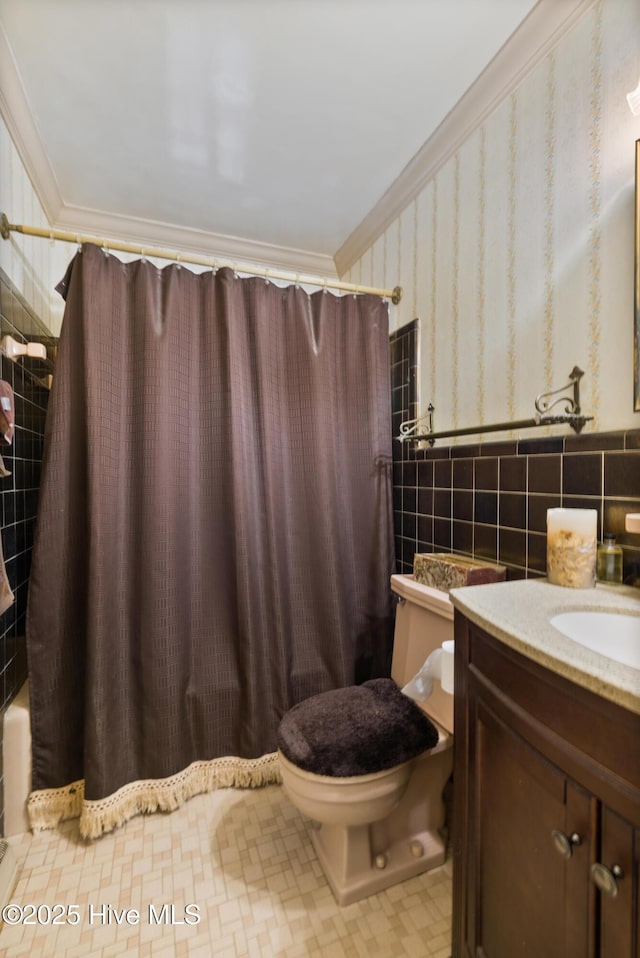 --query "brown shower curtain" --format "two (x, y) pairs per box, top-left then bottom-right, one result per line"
(26, 243), (395, 838)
